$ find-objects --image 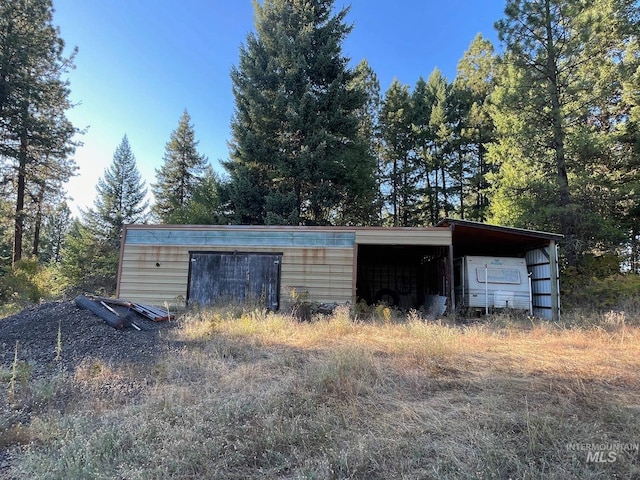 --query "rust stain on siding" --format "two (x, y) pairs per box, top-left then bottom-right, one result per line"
(301, 248), (327, 261)
(301, 248), (328, 275)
